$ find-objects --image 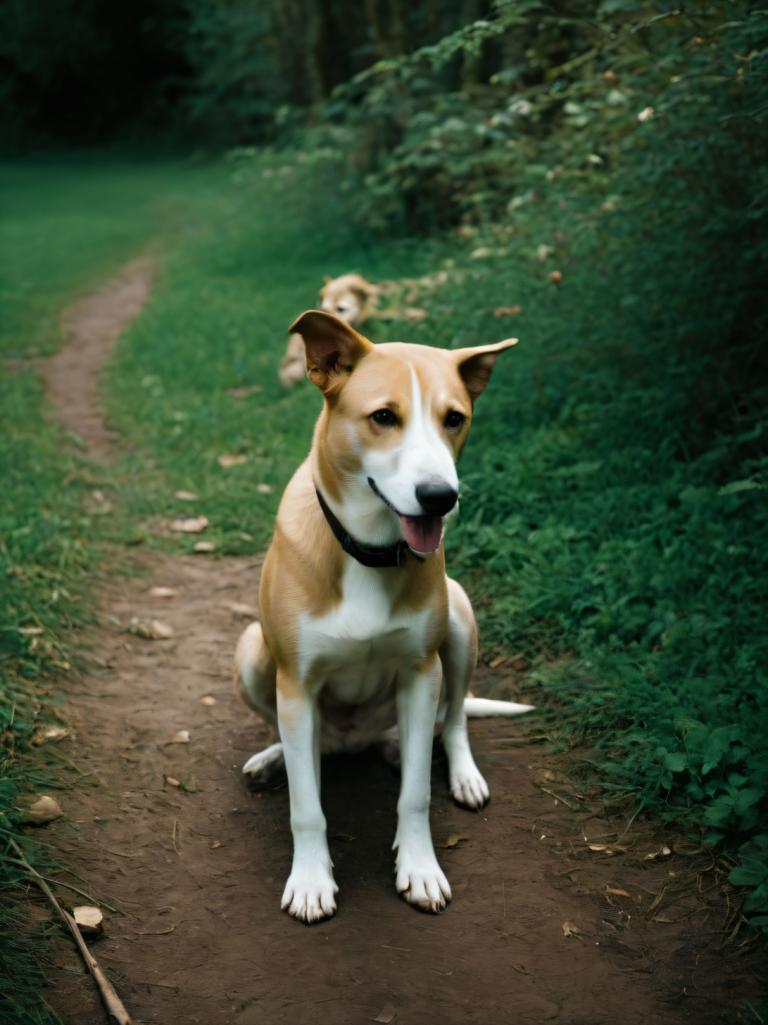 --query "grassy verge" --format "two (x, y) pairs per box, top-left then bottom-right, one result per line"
(0, 153), (221, 1023)
(107, 150), (768, 929)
